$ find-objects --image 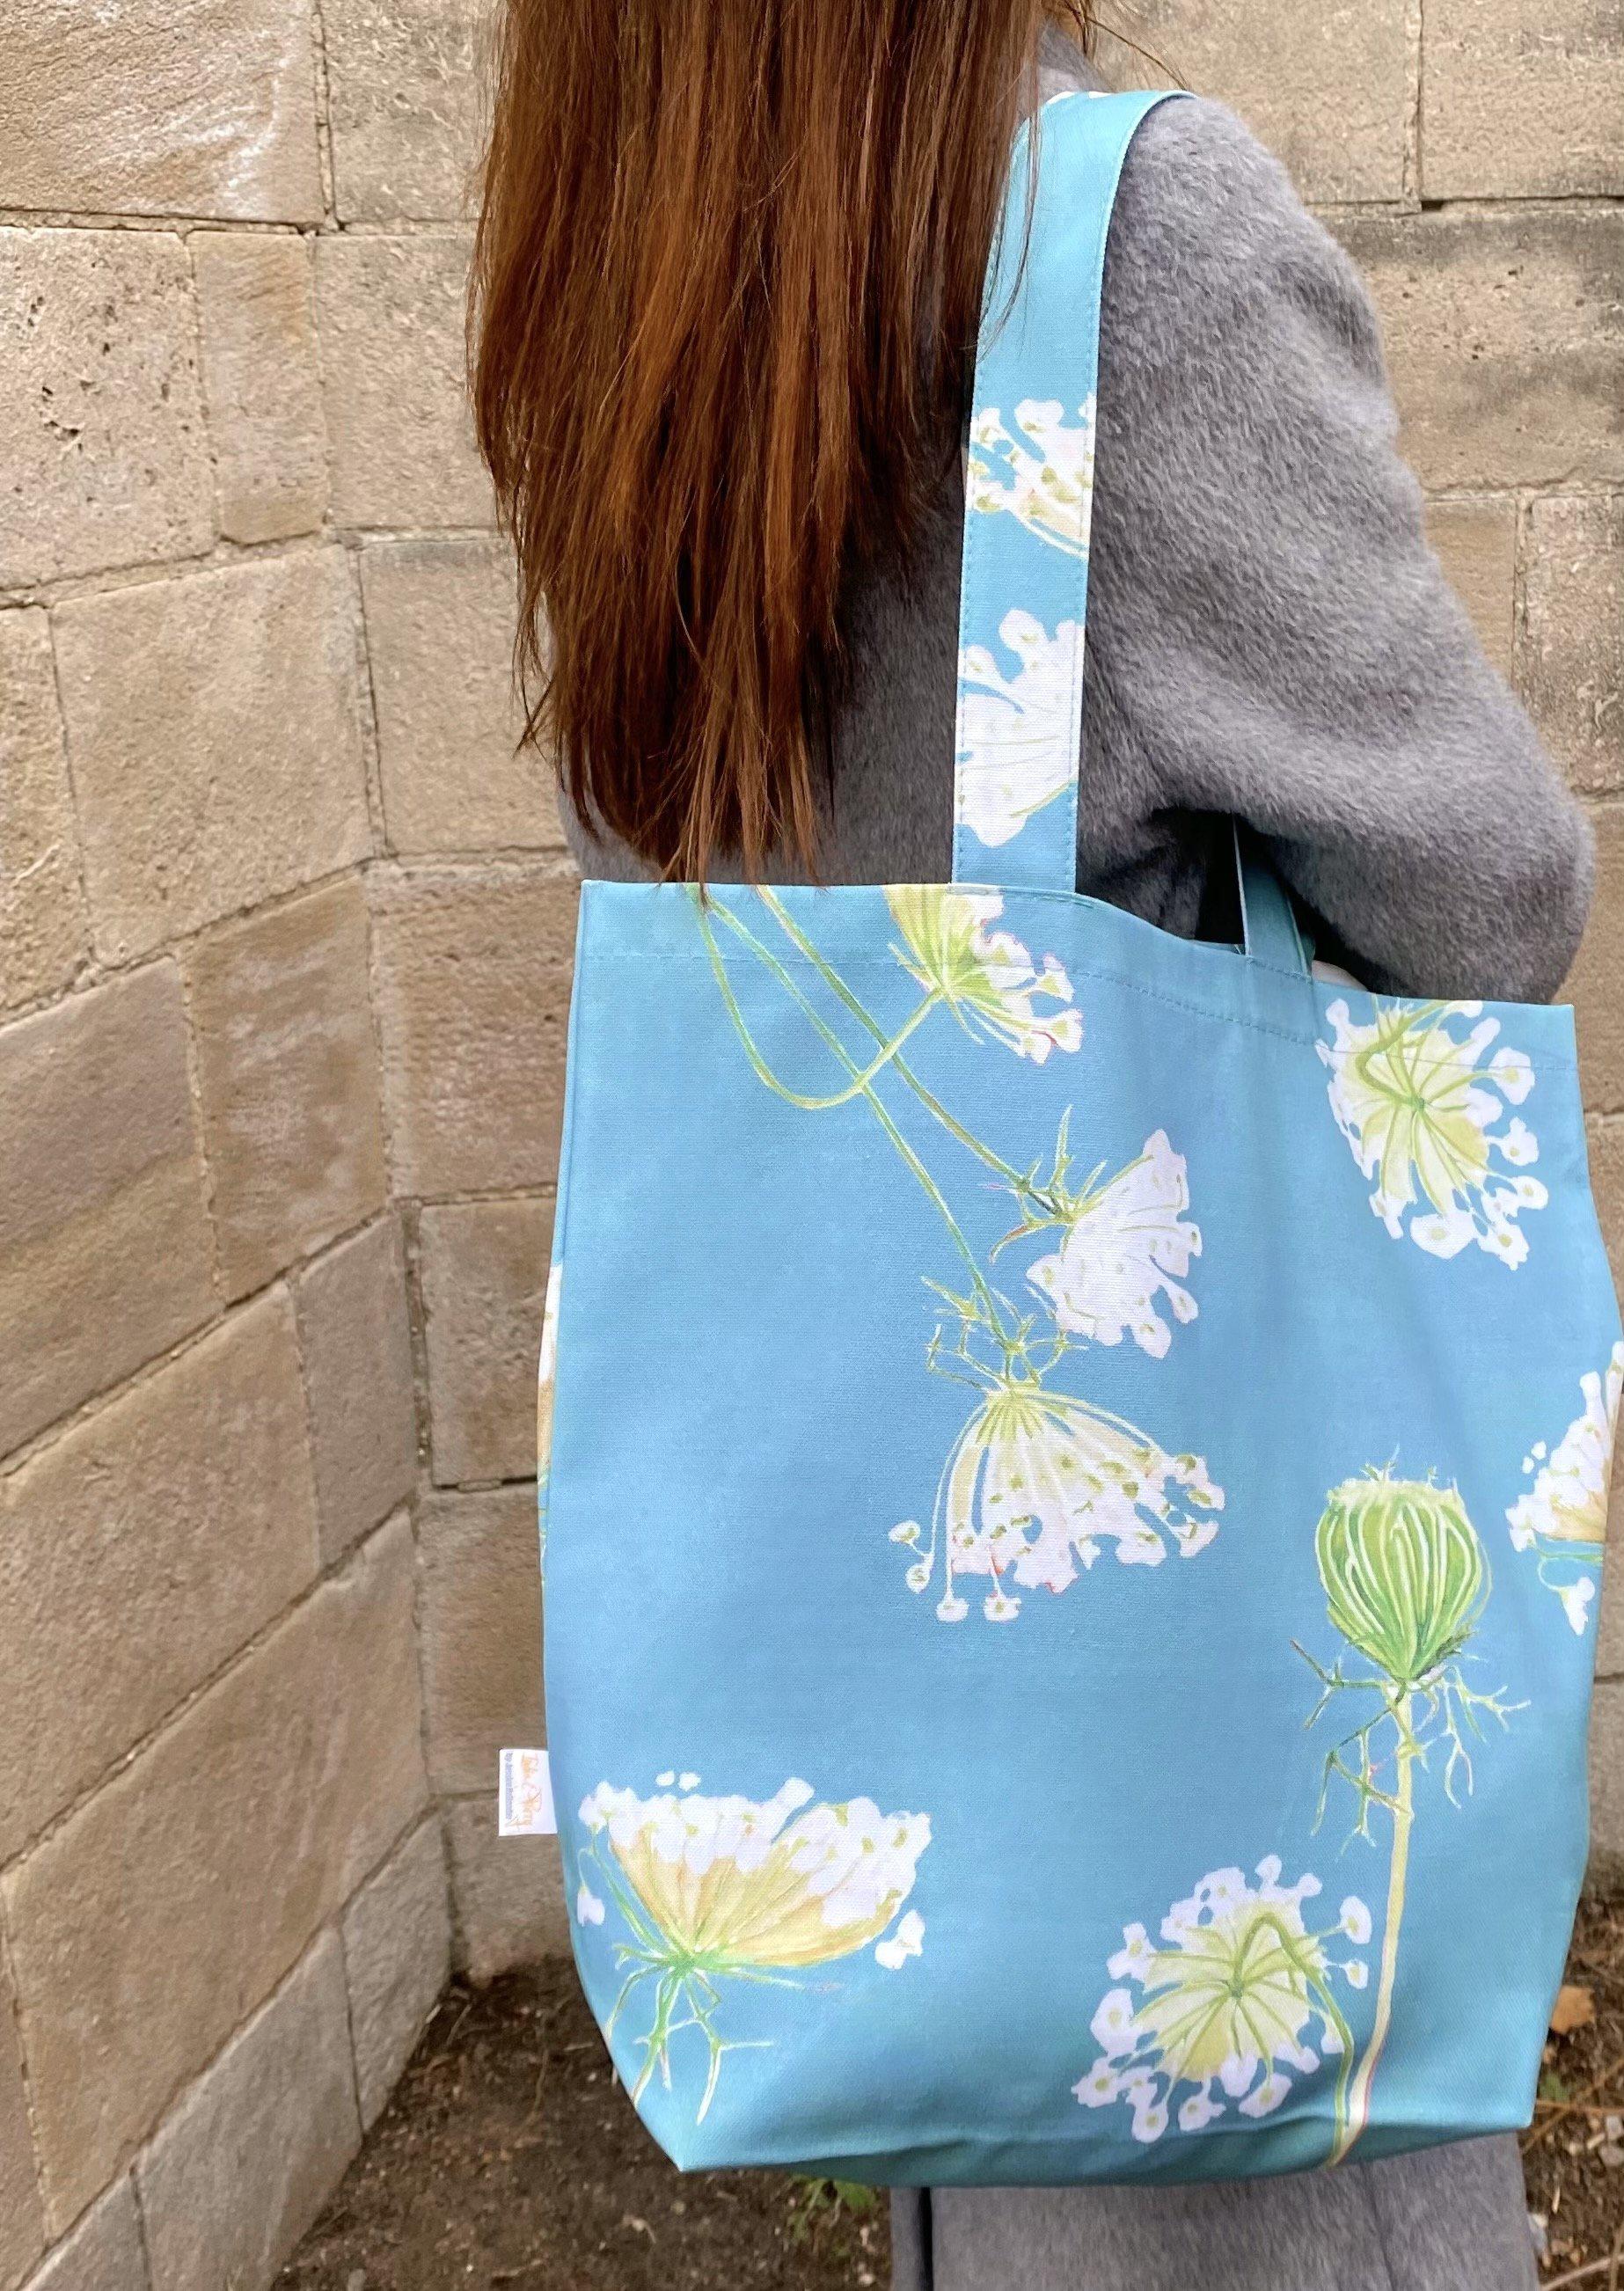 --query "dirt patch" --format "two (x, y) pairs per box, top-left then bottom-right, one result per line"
(278, 1958), (886, 2291)
(285, 1901), (1624, 2290)
(1526, 1892), (1624, 2283)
